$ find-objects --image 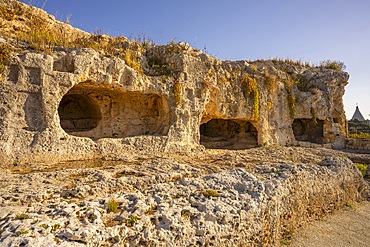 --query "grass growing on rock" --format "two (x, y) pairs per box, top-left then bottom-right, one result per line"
(13, 229), (29, 237)
(263, 68), (277, 94)
(287, 94), (296, 119)
(124, 48), (143, 73)
(319, 60), (346, 71)
(201, 190), (219, 197)
(355, 163), (368, 177)
(271, 57), (312, 67)
(39, 224), (48, 229)
(107, 198), (119, 213)
(145, 205), (158, 215)
(51, 223), (60, 232)
(241, 73), (259, 119)
(283, 75), (297, 119)
(0, 1), (148, 72)
(173, 80), (182, 106)
(125, 215), (139, 227)
(16, 213), (29, 220)
(0, 43), (14, 75)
